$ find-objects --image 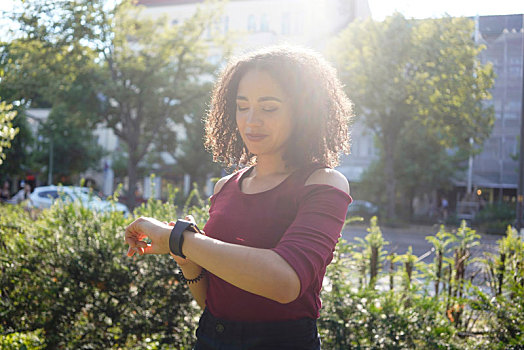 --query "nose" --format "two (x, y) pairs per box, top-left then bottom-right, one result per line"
(246, 108), (263, 126)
